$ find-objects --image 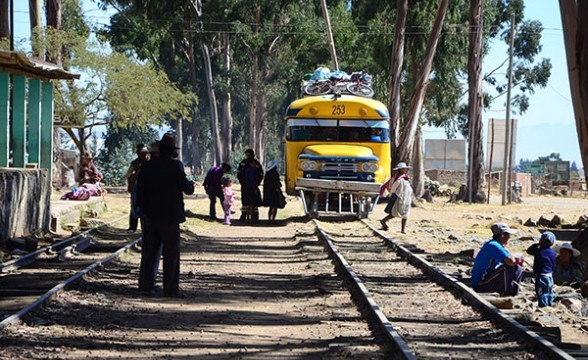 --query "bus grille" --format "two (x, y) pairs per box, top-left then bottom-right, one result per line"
(321, 162), (358, 172)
